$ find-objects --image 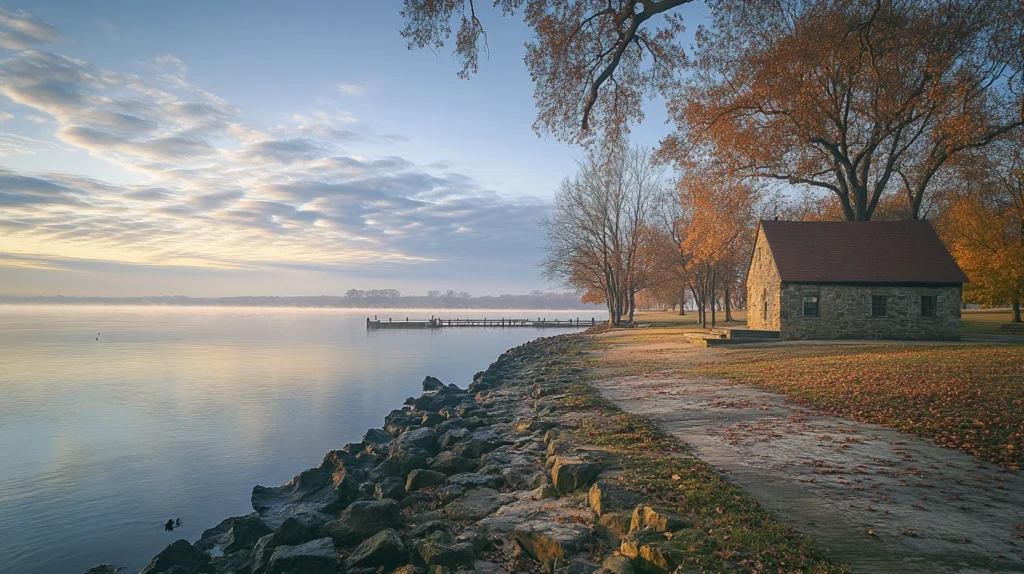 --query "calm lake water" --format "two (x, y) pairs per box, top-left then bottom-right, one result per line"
(0, 306), (591, 574)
